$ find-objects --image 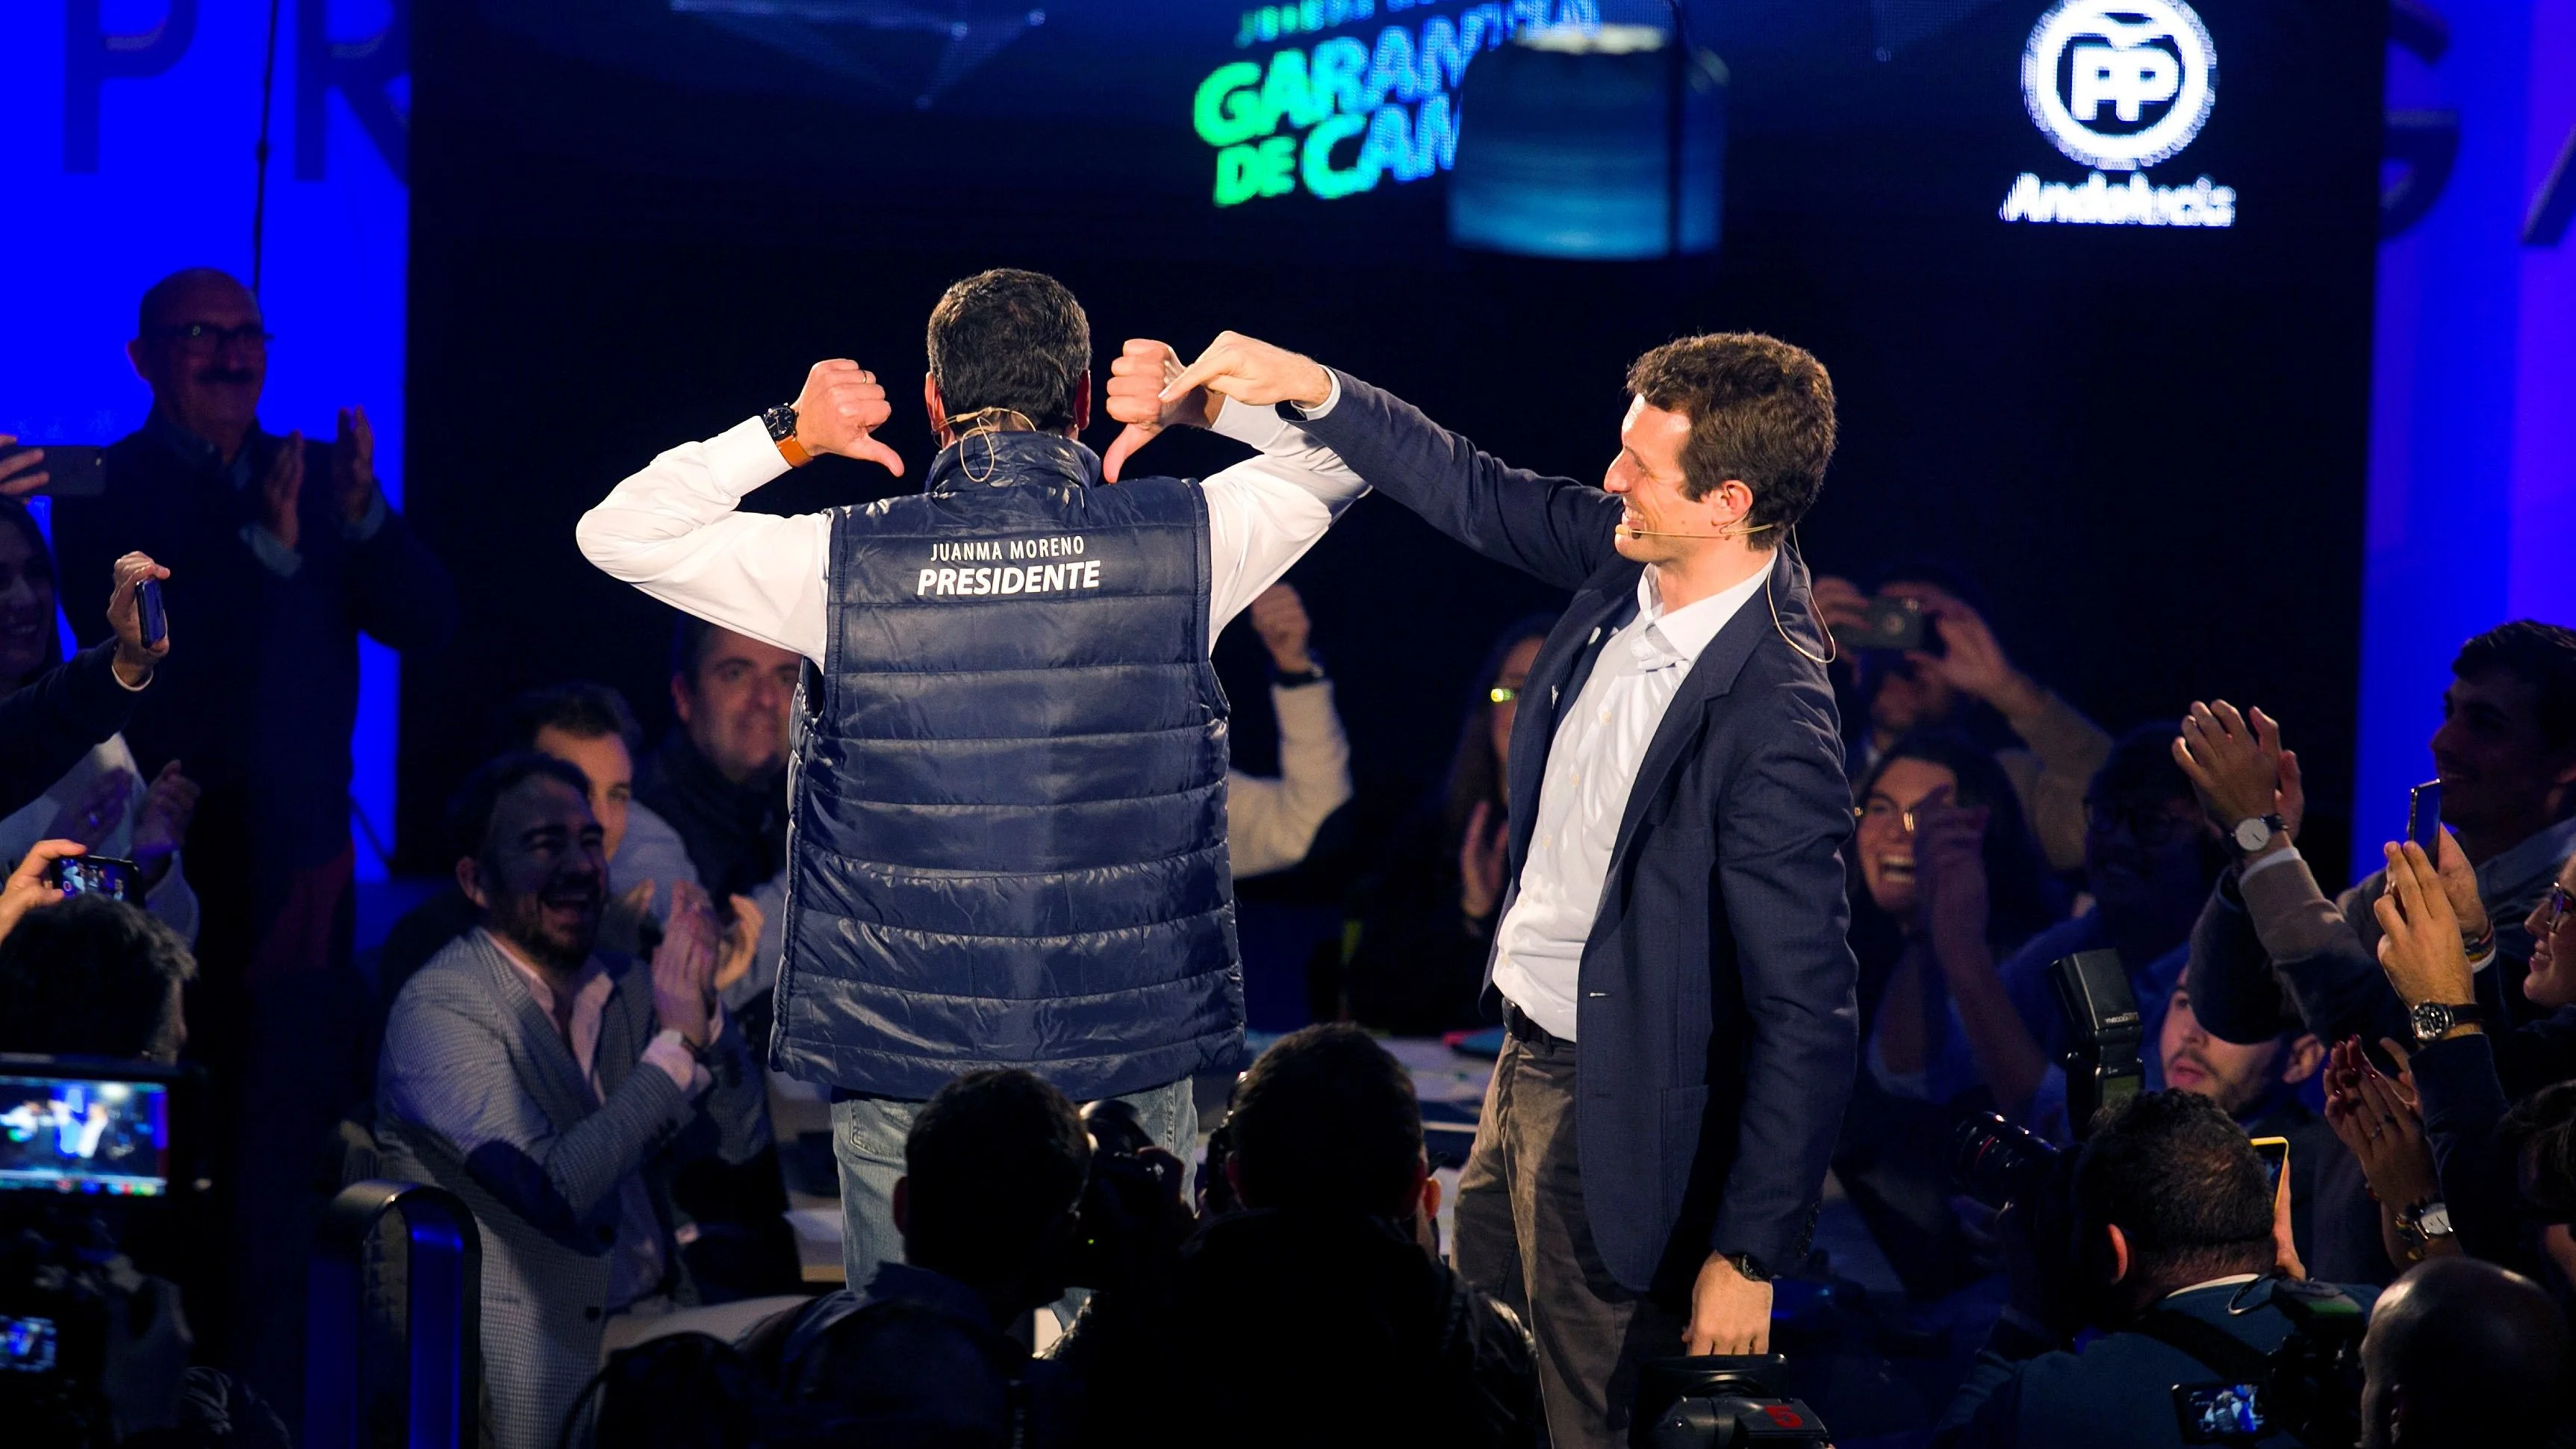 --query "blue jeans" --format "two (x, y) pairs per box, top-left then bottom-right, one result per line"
(831, 1075), (1200, 1290)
